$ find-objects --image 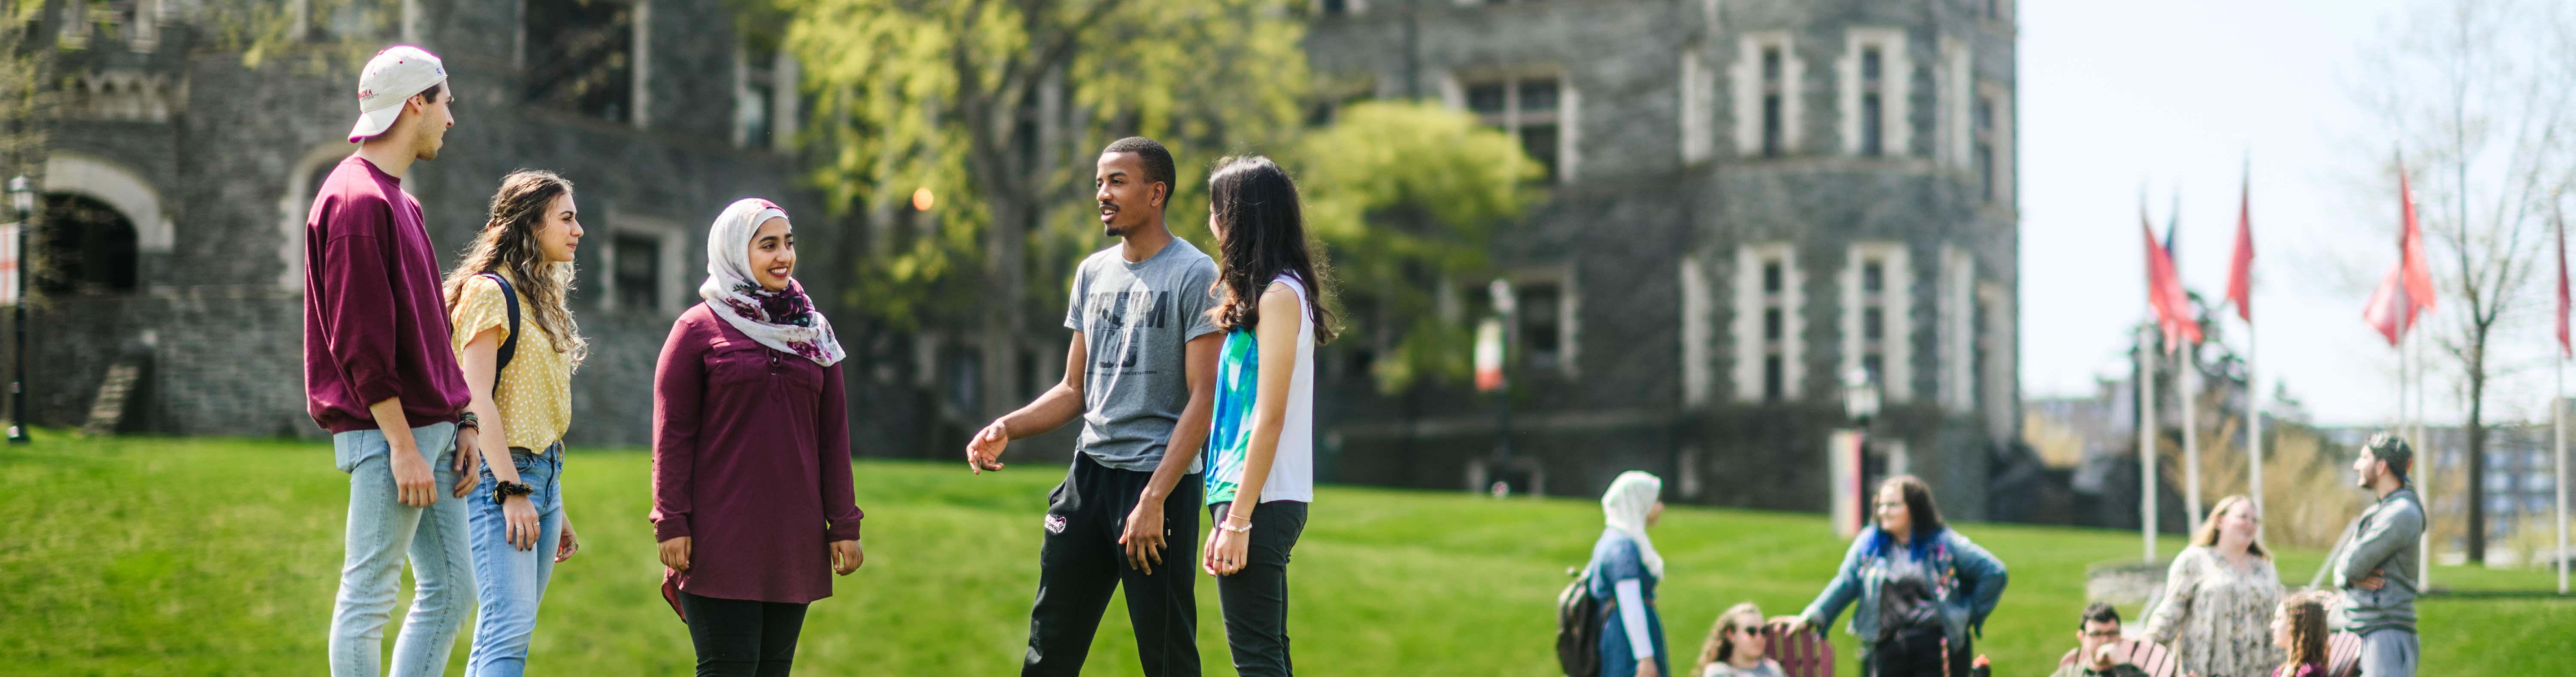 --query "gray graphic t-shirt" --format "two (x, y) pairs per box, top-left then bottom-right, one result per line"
(1062, 238), (1221, 473)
